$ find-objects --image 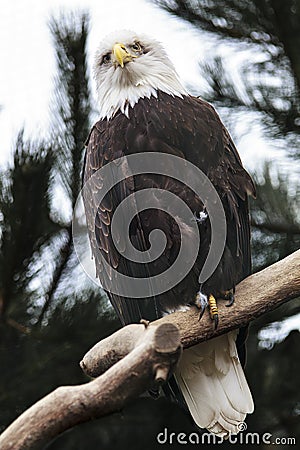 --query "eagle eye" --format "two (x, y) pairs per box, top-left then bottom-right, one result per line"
(131, 42), (142, 52)
(101, 52), (111, 65)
